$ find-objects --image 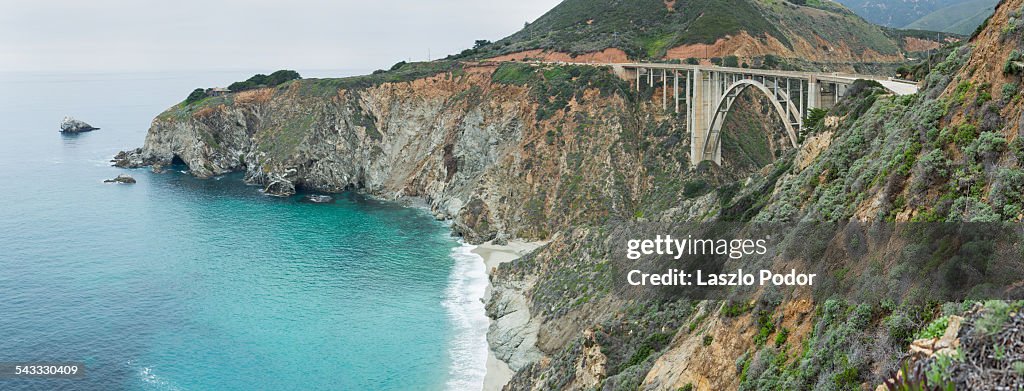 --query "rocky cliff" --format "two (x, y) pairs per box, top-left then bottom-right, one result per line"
(115, 62), (757, 245)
